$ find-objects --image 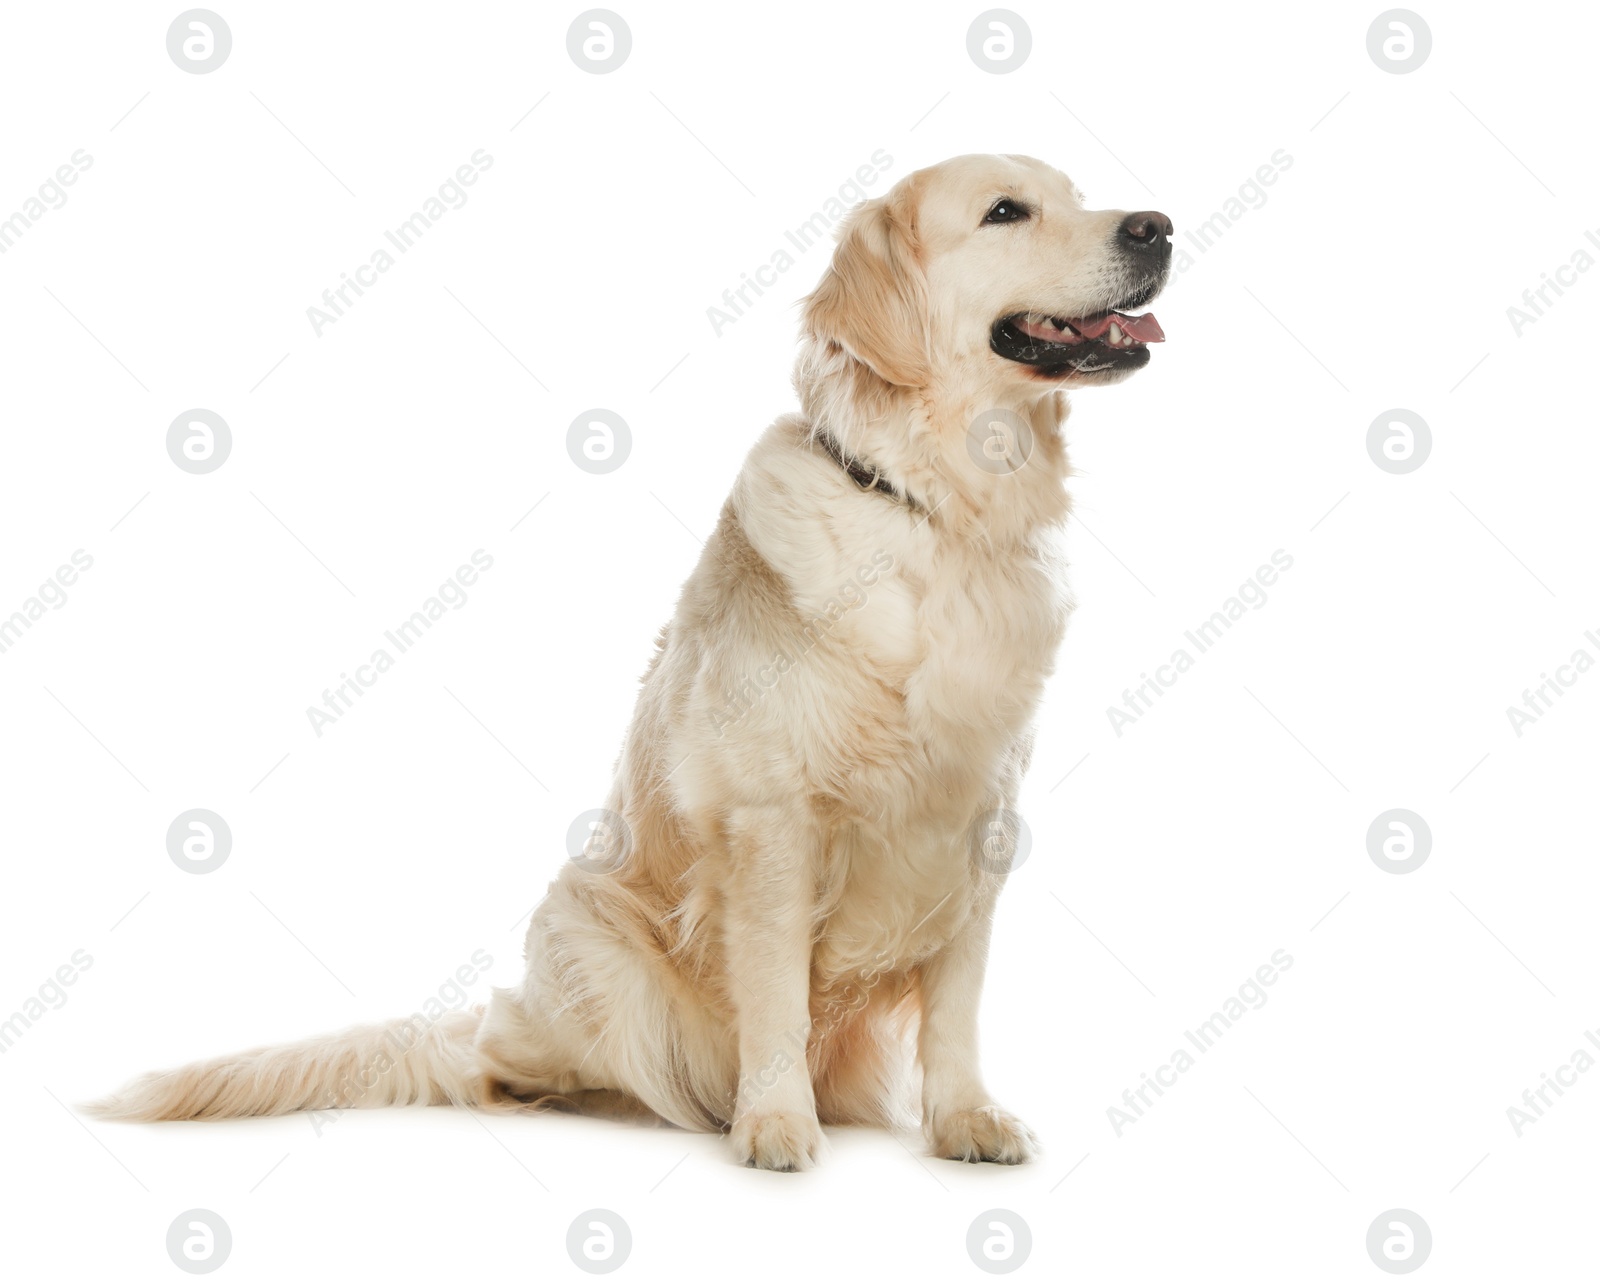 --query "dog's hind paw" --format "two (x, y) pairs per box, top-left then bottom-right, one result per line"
(928, 1105), (1038, 1164)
